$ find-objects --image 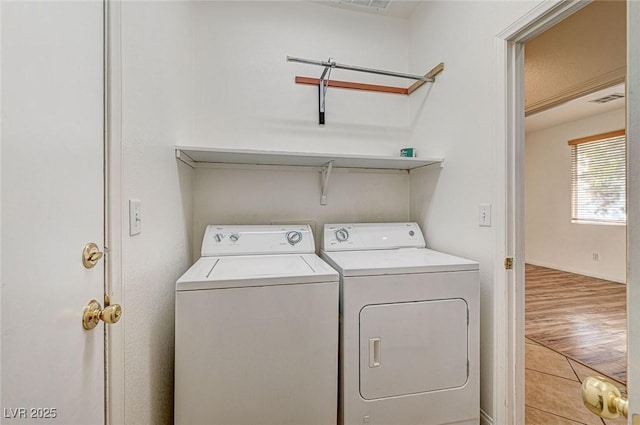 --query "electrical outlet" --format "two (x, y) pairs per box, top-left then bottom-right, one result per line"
(593, 253), (600, 261)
